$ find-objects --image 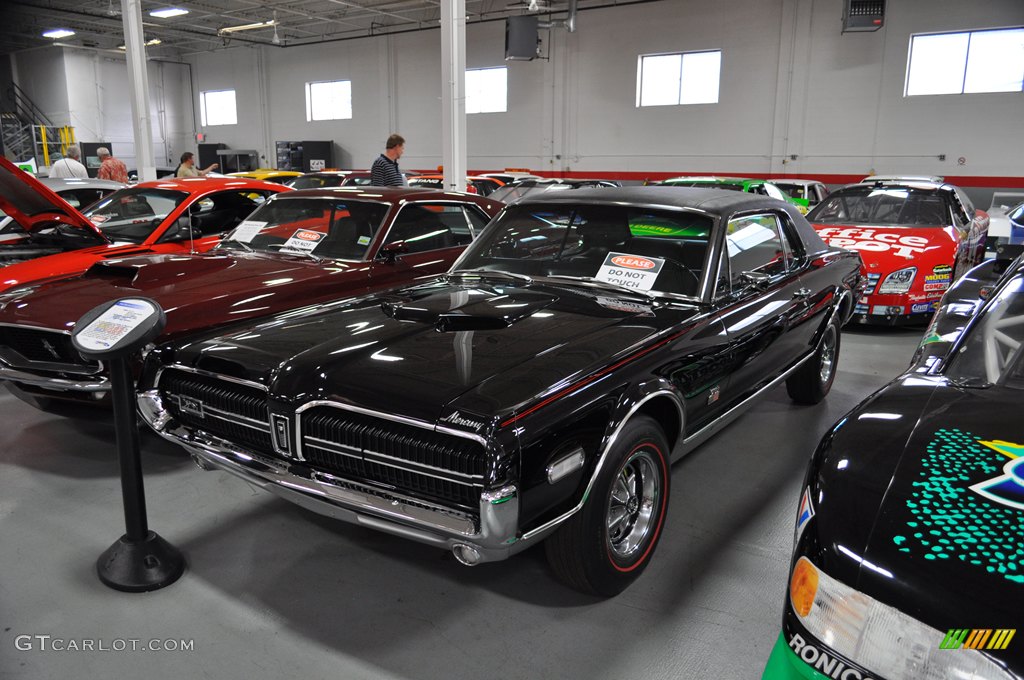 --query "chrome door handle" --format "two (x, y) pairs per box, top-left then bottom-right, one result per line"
(793, 288), (812, 300)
